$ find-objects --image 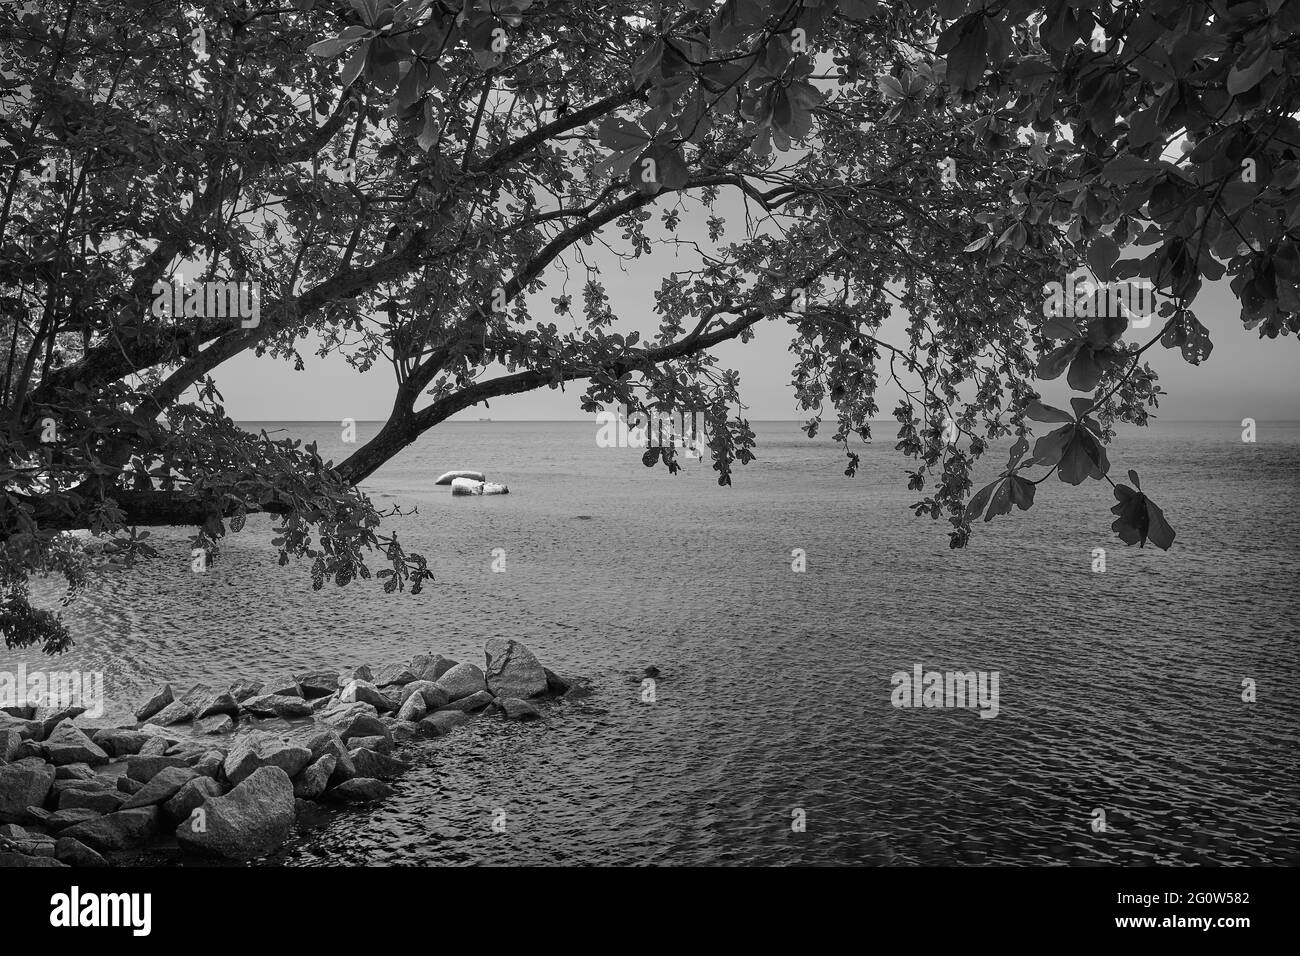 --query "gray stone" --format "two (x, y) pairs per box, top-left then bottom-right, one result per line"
(35, 706), (88, 739)
(484, 639), (550, 699)
(0, 714), (42, 741)
(373, 662), (417, 687)
(329, 778), (393, 803)
(125, 754), (191, 782)
(418, 712), (472, 737)
(499, 698), (544, 721)
(0, 851), (66, 867)
(53, 763), (96, 781)
(193, 751), (224, 779)
(45, 808), (102, 832)
(116, 777), (145, 795)
(121, 766), (199, 810)
(408, 653), (457, 683)
(395, 692), (428, 723)
(55, 836), (106, 867)
(227, 679), (266, 703)
(144, 699), (194, 727)
(62, 806), (160, 851)
(321, 703), (388, 743)
(163, 777), (224, 822)
(294, 671), (338, 698)
(292, 755), (336, 800)
(140, 735), (170, 756)
(91, 728), (151, 758)
(58, 789), (125, 813)
(340, 665), (374, 684)
(346, 734), (391, 754)
(42, 722), (109, 766)
(266, 676), (302, 698)
(179, 684), (240, 719)
(1, 729), (20, 762)
(0, 761), (55, 823)
(223, 731), (312, 785)
(348, 748), (408, 780)
(389, 721), (421, 744)
(435, 663), (488, 702)
(194, 714), (235, 735)
(0, 706), (35, 719)
(133, 684), (174, 722)
(340, 679), (396, 712)
(175, 766), (294, 861)
(543, 667), (573, 696)
(242, 694), (312, 718)
(398, 680), (450, 709)
(437, 689), (495, 713)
